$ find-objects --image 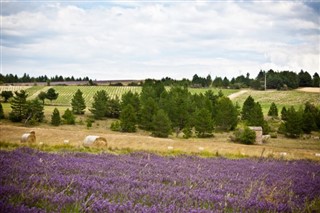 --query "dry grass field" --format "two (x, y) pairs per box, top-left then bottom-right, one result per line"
(1, 122), (320, 160)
